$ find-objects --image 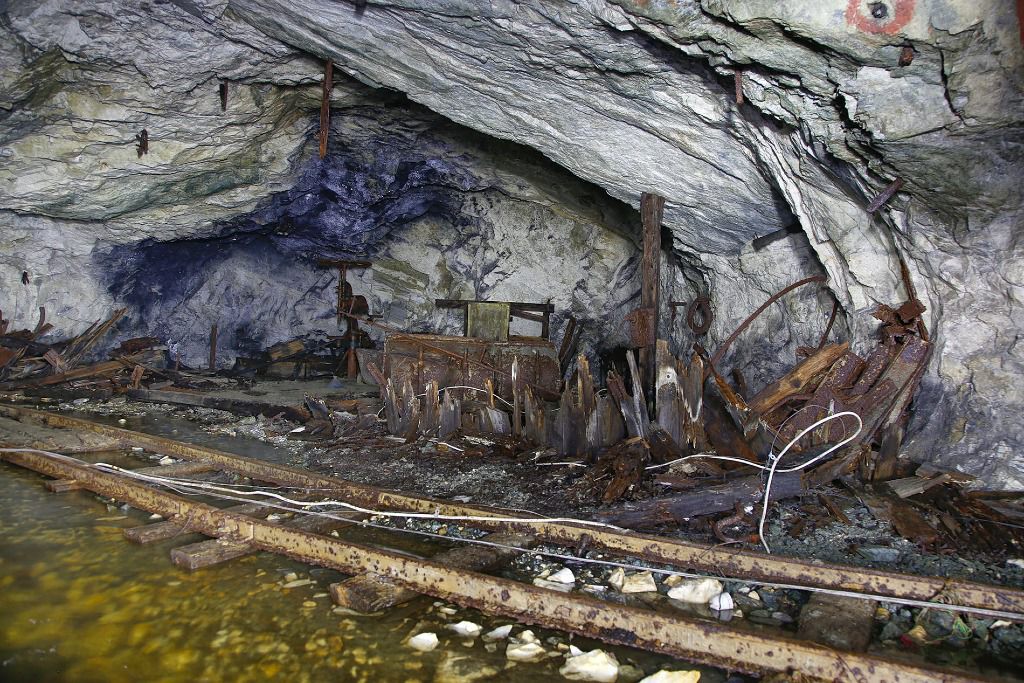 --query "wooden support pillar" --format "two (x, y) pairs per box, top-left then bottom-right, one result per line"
(208, 324), (218, 371)
(319, 58), (333, 159)
(639, 192), (665, 401)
